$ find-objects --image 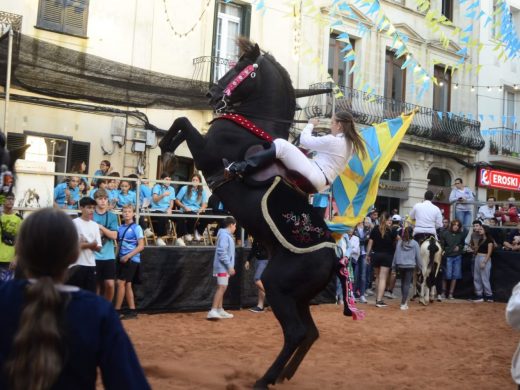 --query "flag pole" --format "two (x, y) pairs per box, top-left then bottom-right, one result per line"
(3, 25), (13, 134)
